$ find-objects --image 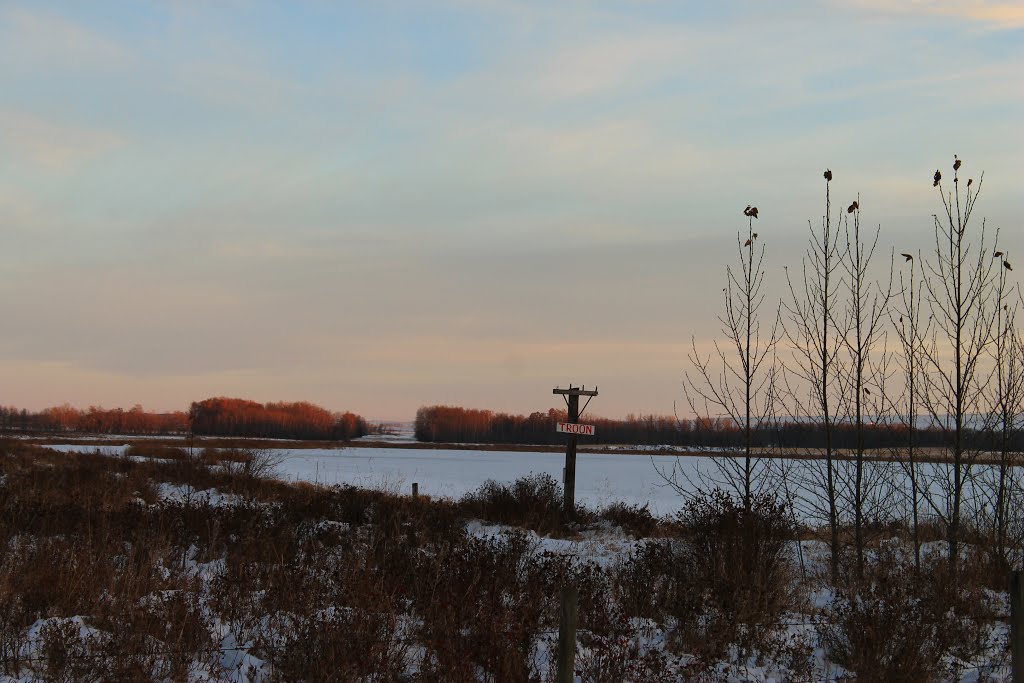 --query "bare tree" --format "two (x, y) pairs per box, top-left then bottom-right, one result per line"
(783, 169), (848, 581)
(683, 204), (782, 509)
(890, 250), (925, 571)
(917, 156), (1001, 575)
(835, 195), (894, 577)
(979, 255), (1023, 570)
